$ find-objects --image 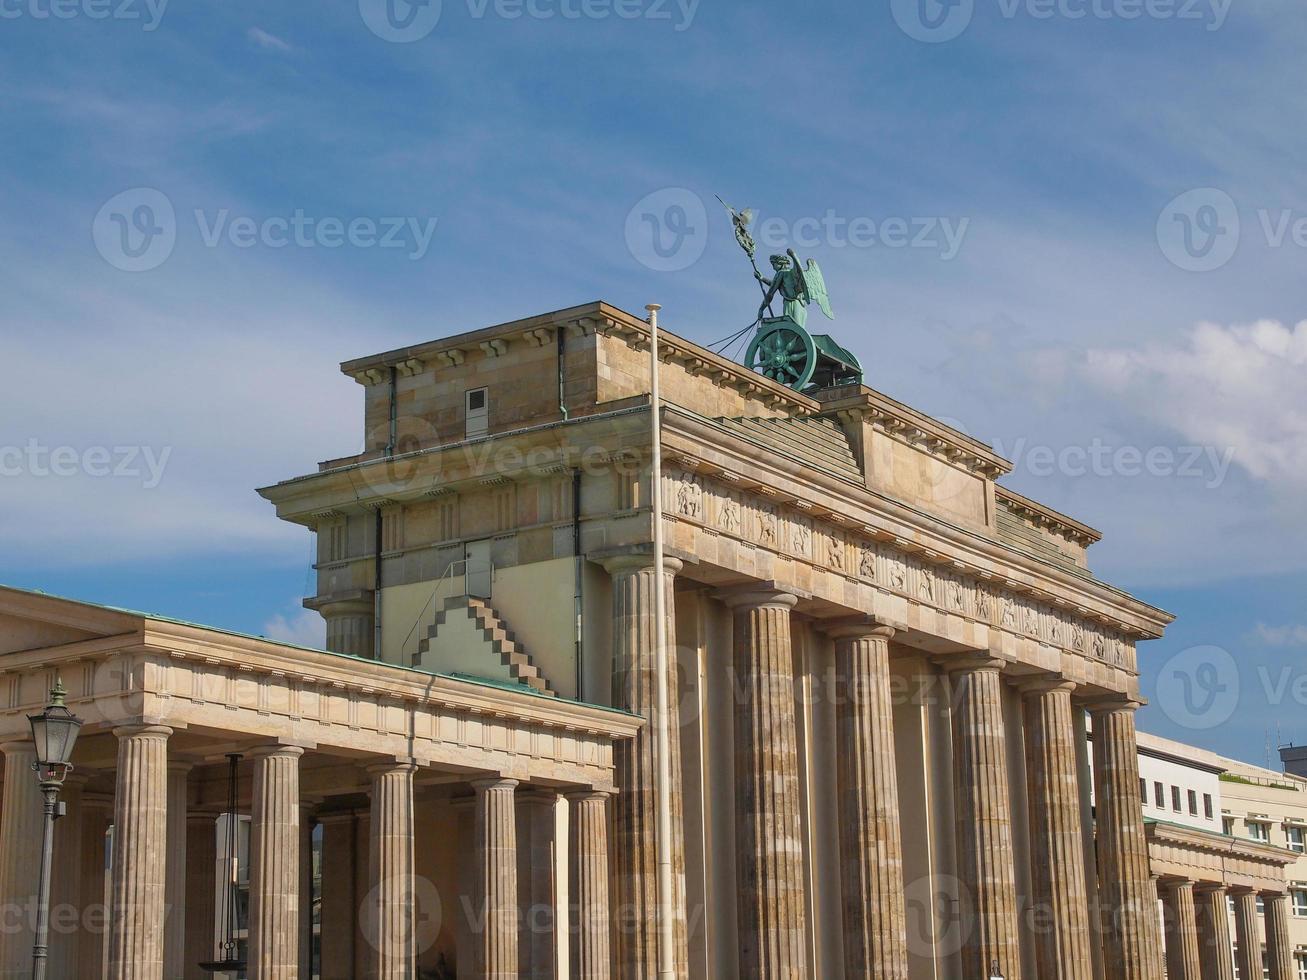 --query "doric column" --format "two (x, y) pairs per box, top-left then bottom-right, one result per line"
(299, 803), (316, 979)
(1263, 892), (1293, 980)
(601, 553), (689, 979)
(184, 810), (218, 980)
(164, 761), (191, 980)
(50, 774), (86, 980)
(1020, 679), (1093, 980)
(566, 790), (612, 980)
(80, 791), (114, 980)
(108, 724), (172, 980)
(473, 777), (519, 980)
(1194, 886), (1234, 980)
(316, 812), (356, 980)
(722, 588), (807, 979)
(1231, 889), (1260, 980)
(247, 745), (303, 979)
(368, 762), (416, 980)
(0, 740), (40, 980)
(1087, 697), (1161, 980)
(943, 656), (1022, 980)
(1160, 880), (1201, 980)
(824, 621), (908, 979)
(517, 789), (558, 979)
